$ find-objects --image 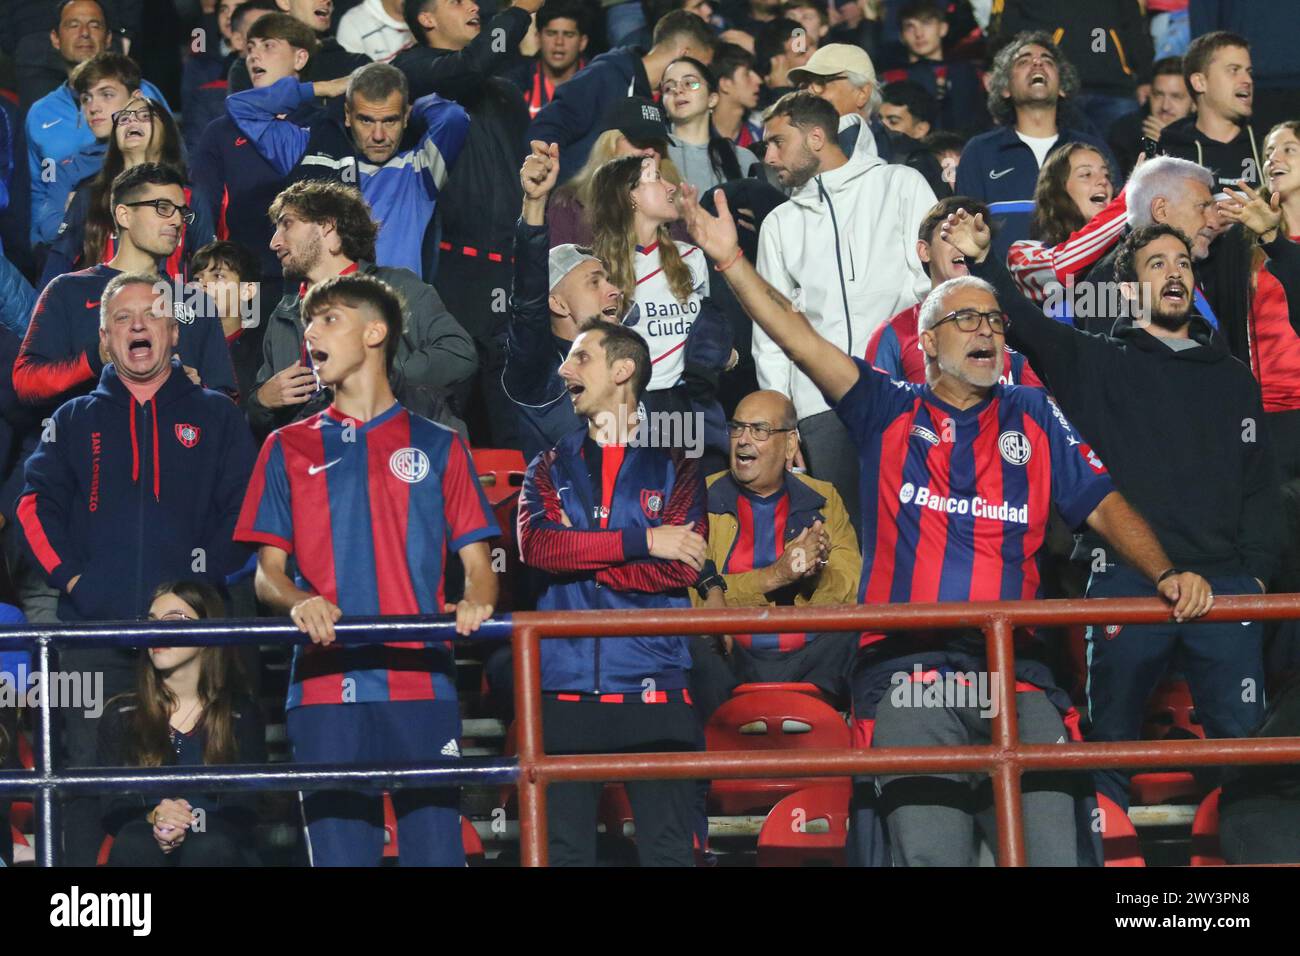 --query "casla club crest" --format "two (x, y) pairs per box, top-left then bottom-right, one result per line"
(641, 489), (664, 519)
(174, 423), (201, 448)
